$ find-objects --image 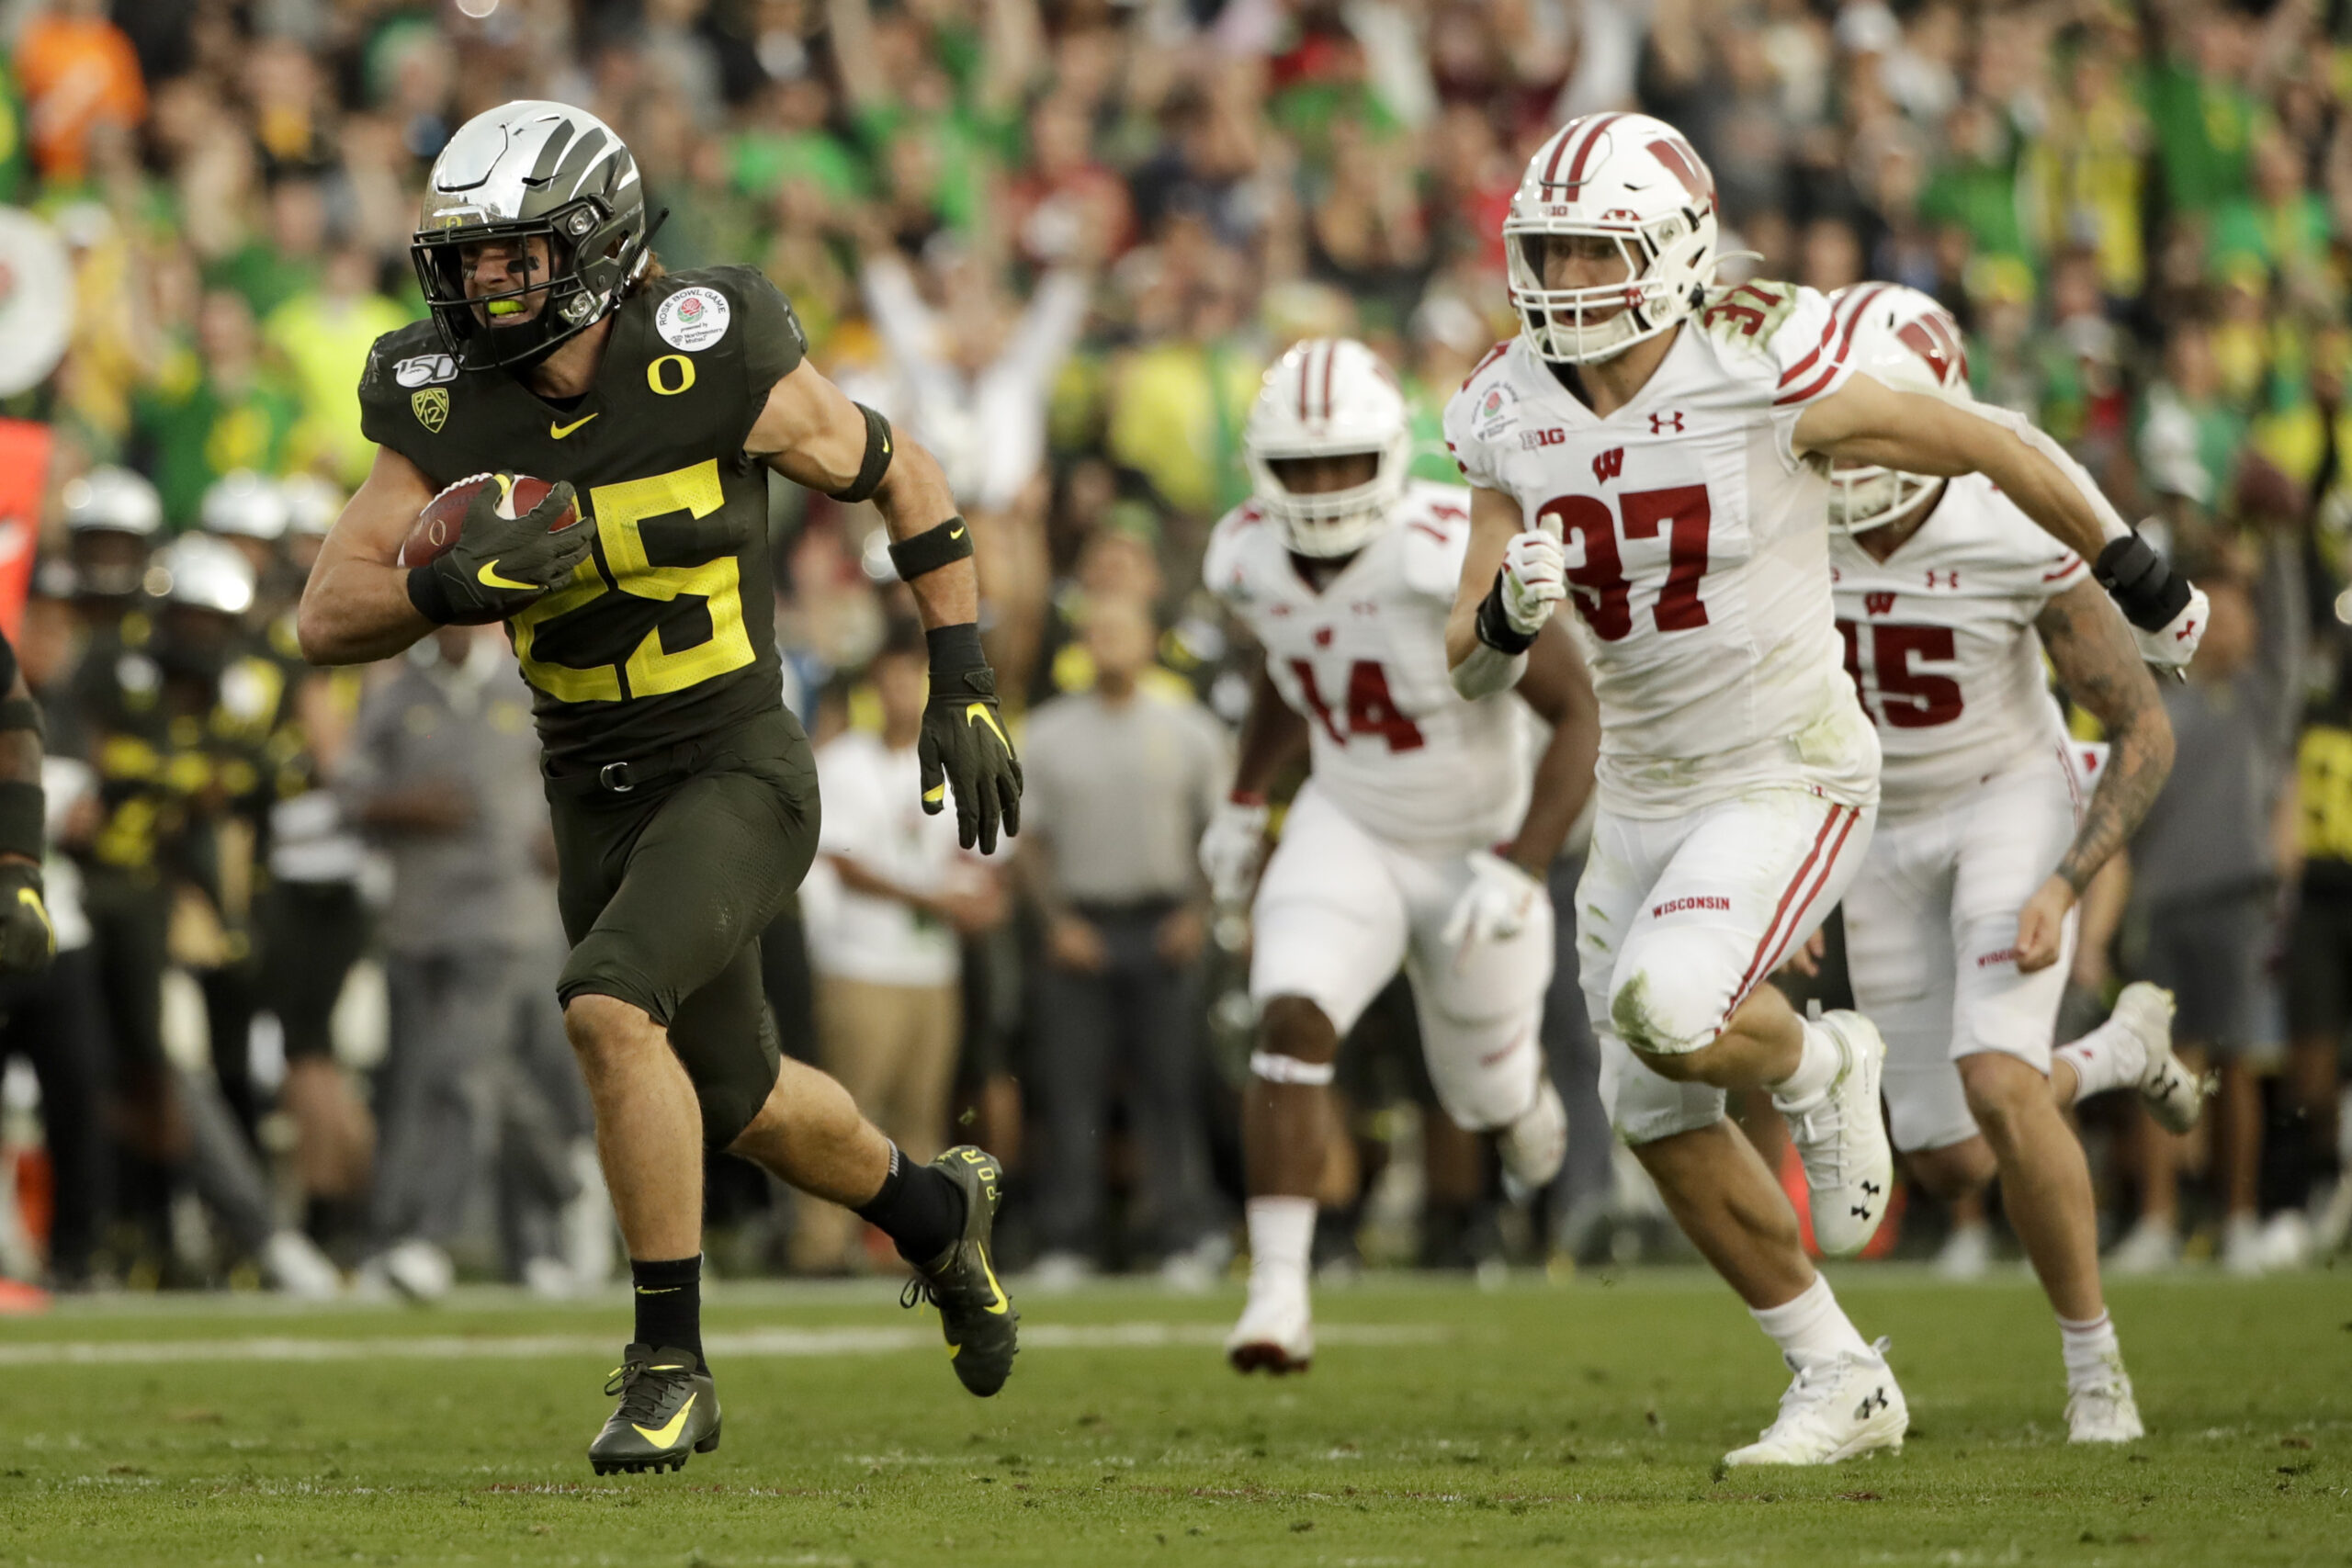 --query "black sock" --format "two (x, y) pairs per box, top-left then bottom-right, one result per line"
(854, 1145), (967, 1264)
(630, 1255), (704, 1371)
